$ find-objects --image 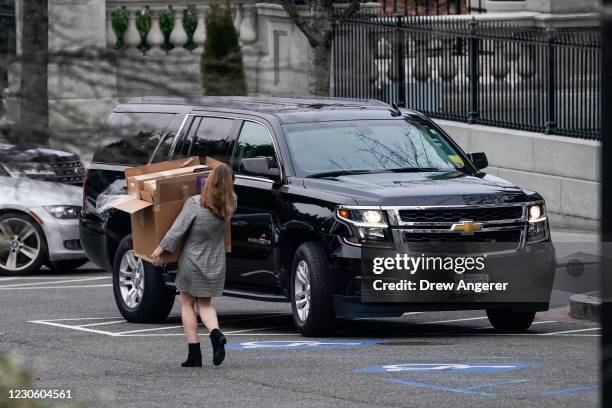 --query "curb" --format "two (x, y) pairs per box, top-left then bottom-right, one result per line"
(569, 292), (601, 321)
